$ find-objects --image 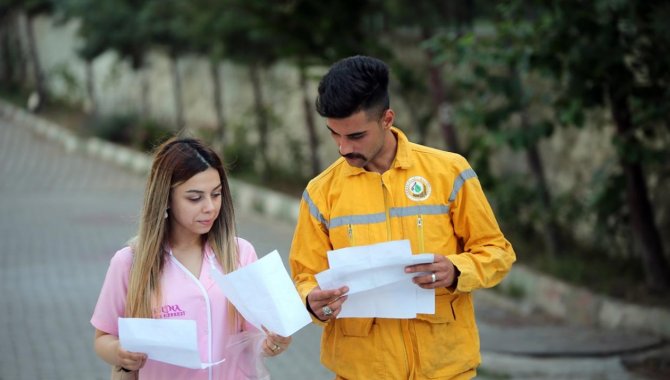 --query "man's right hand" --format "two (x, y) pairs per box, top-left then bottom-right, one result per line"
(307, 286), (349, 321)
